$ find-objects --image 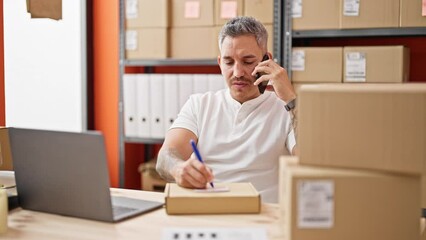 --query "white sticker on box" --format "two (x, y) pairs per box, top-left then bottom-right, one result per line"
(423, 0), (426, 16)
(221, 1), (238, 19)
(344, 0), (360, 16)
(292, 0), (302, 18)
(125, 0), (138, 19)
(125, 30), (138, 51)
(292, 50), (305, 71)
(298, 180), (334, 229)
(345, 52), (366, 82)
(185, 1), (201, 19)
